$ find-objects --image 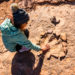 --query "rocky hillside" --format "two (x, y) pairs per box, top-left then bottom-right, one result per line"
(0, 0), (75, 75)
